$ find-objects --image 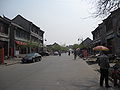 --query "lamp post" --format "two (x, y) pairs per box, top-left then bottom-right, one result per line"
(78, 37), (83, 45)
(43, 39), (47, 51)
